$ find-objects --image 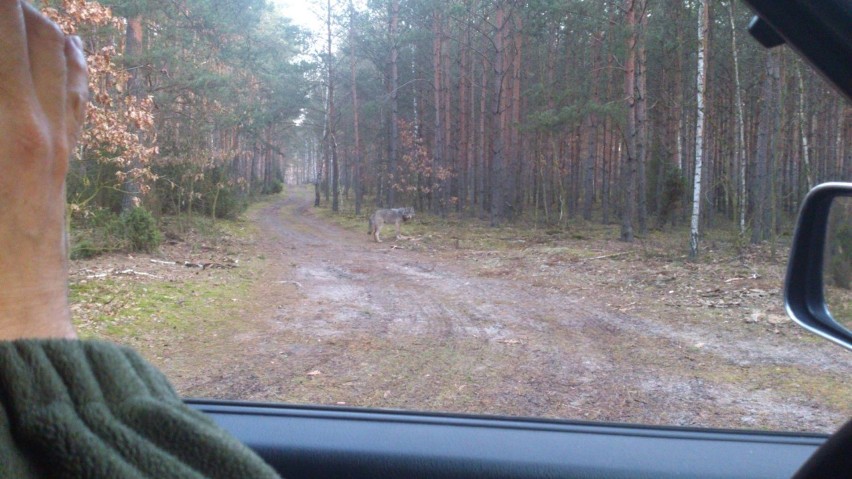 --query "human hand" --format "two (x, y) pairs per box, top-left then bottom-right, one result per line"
(0, 1), (88, 339)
